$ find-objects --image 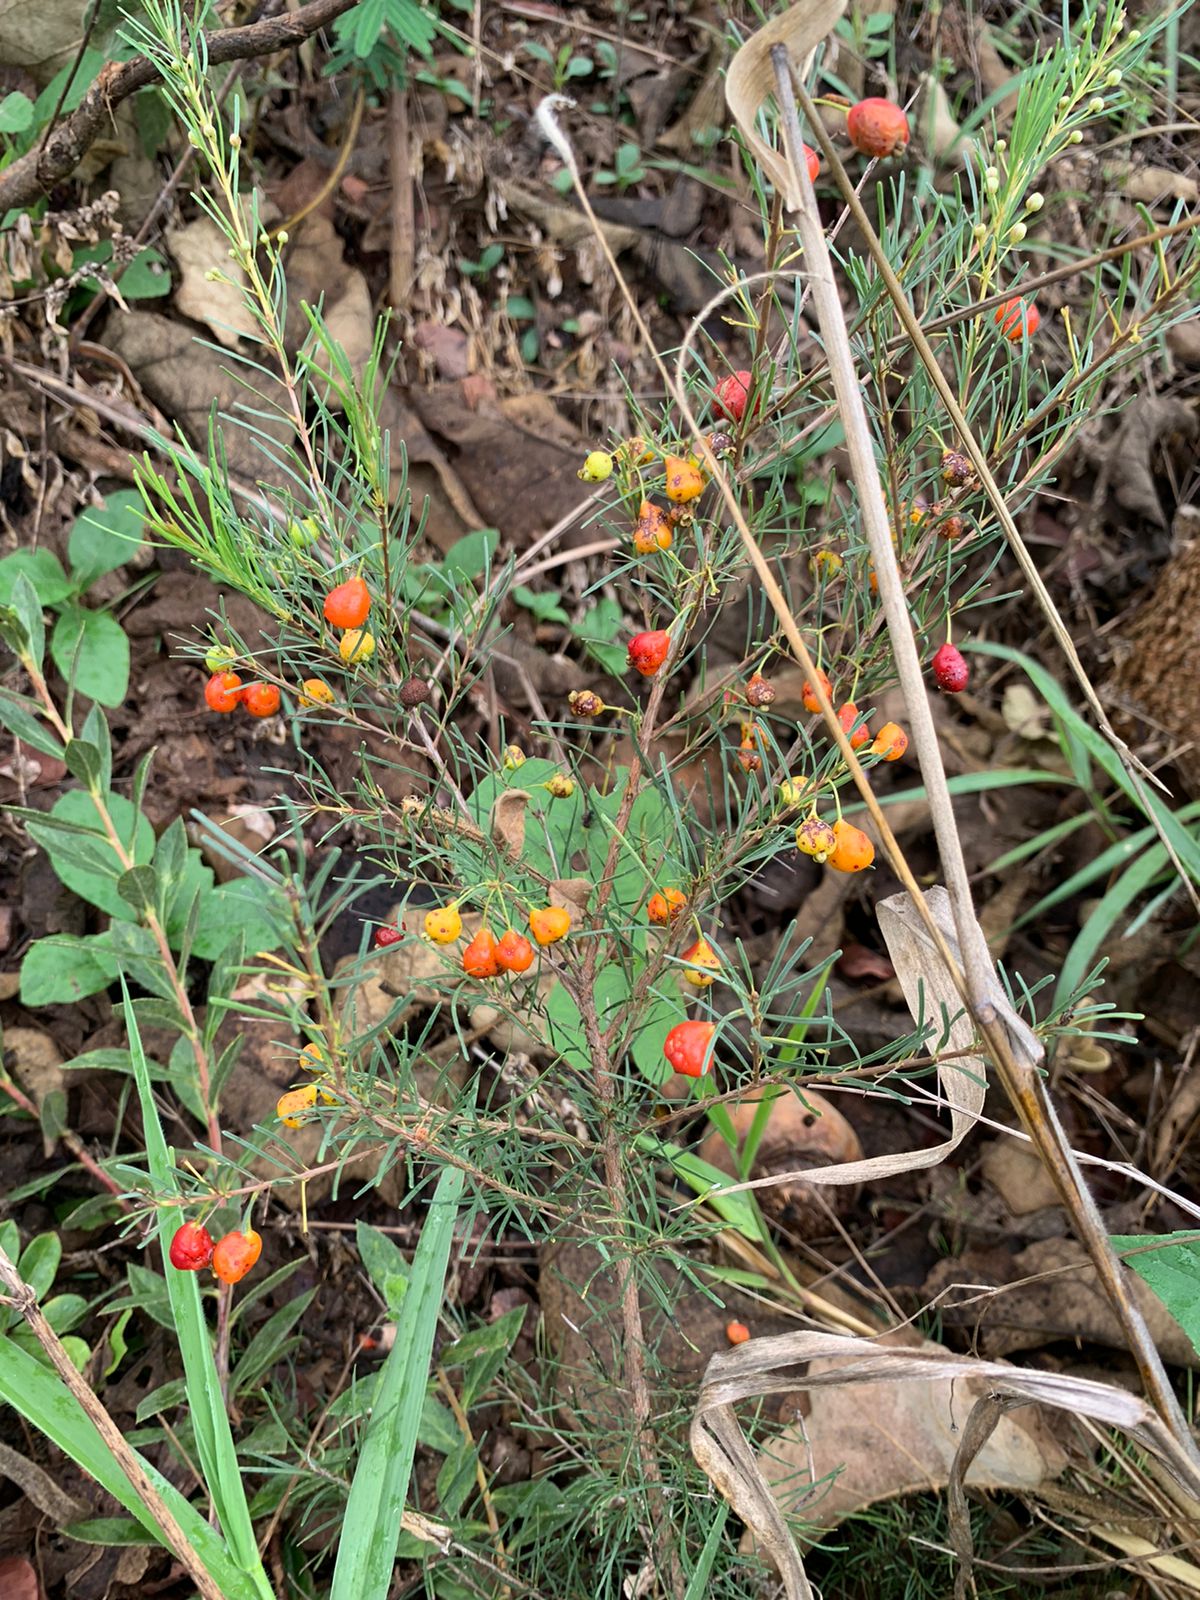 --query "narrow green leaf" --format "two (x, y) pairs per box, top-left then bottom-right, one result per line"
(331, 1164), (465, 1600)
